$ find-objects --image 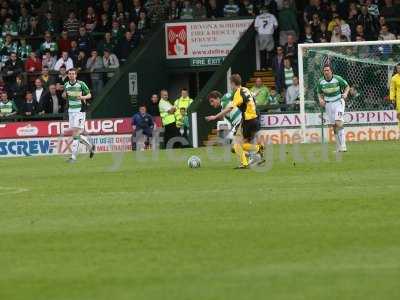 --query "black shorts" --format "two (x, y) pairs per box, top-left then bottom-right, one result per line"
(242, 118), (259, 141)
